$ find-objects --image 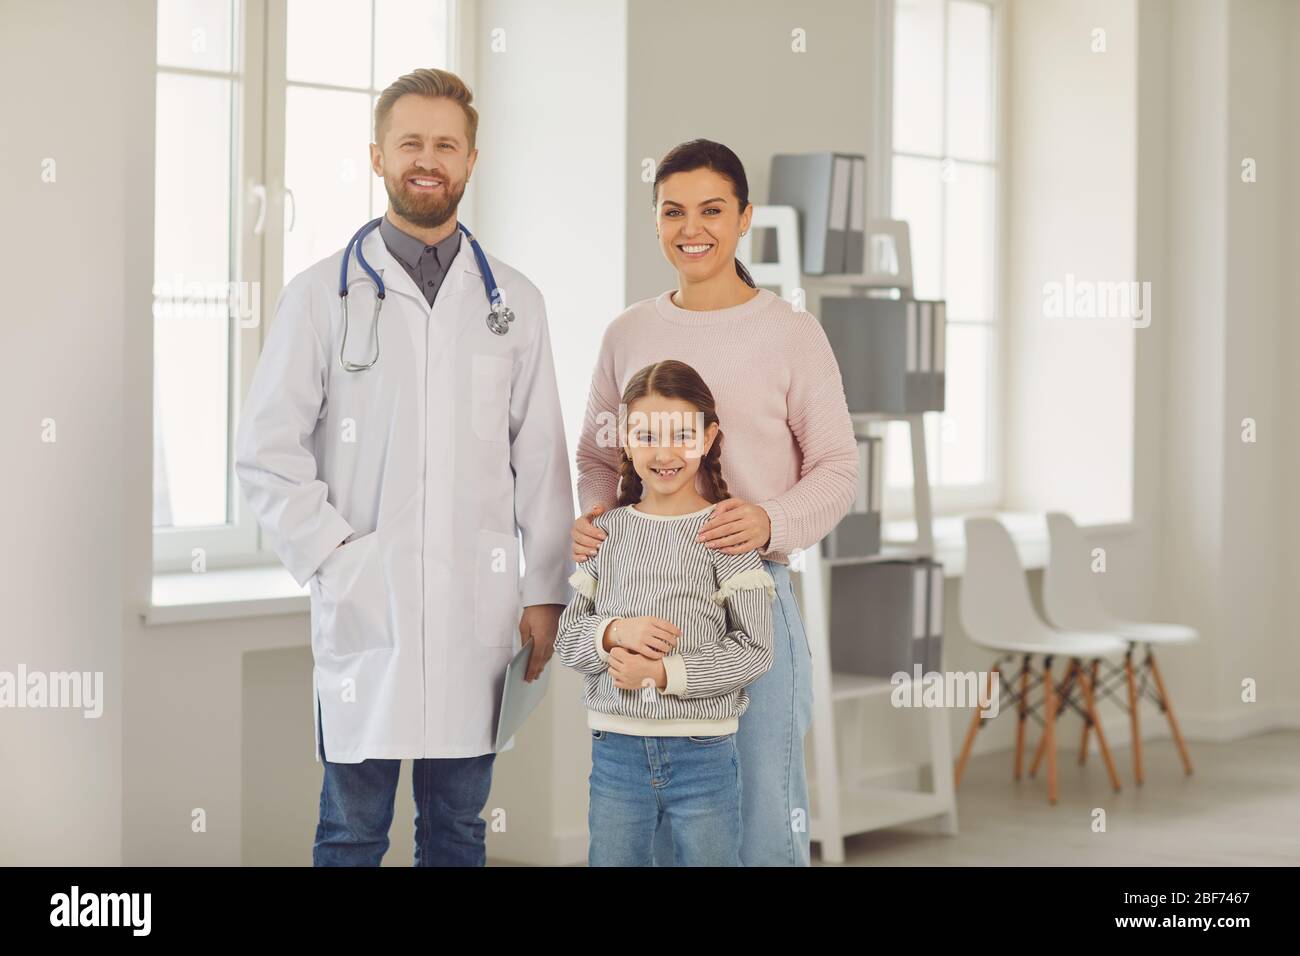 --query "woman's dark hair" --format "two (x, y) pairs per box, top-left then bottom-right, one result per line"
(652, 139), (757, 289)
(616, 360), (731, 507)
